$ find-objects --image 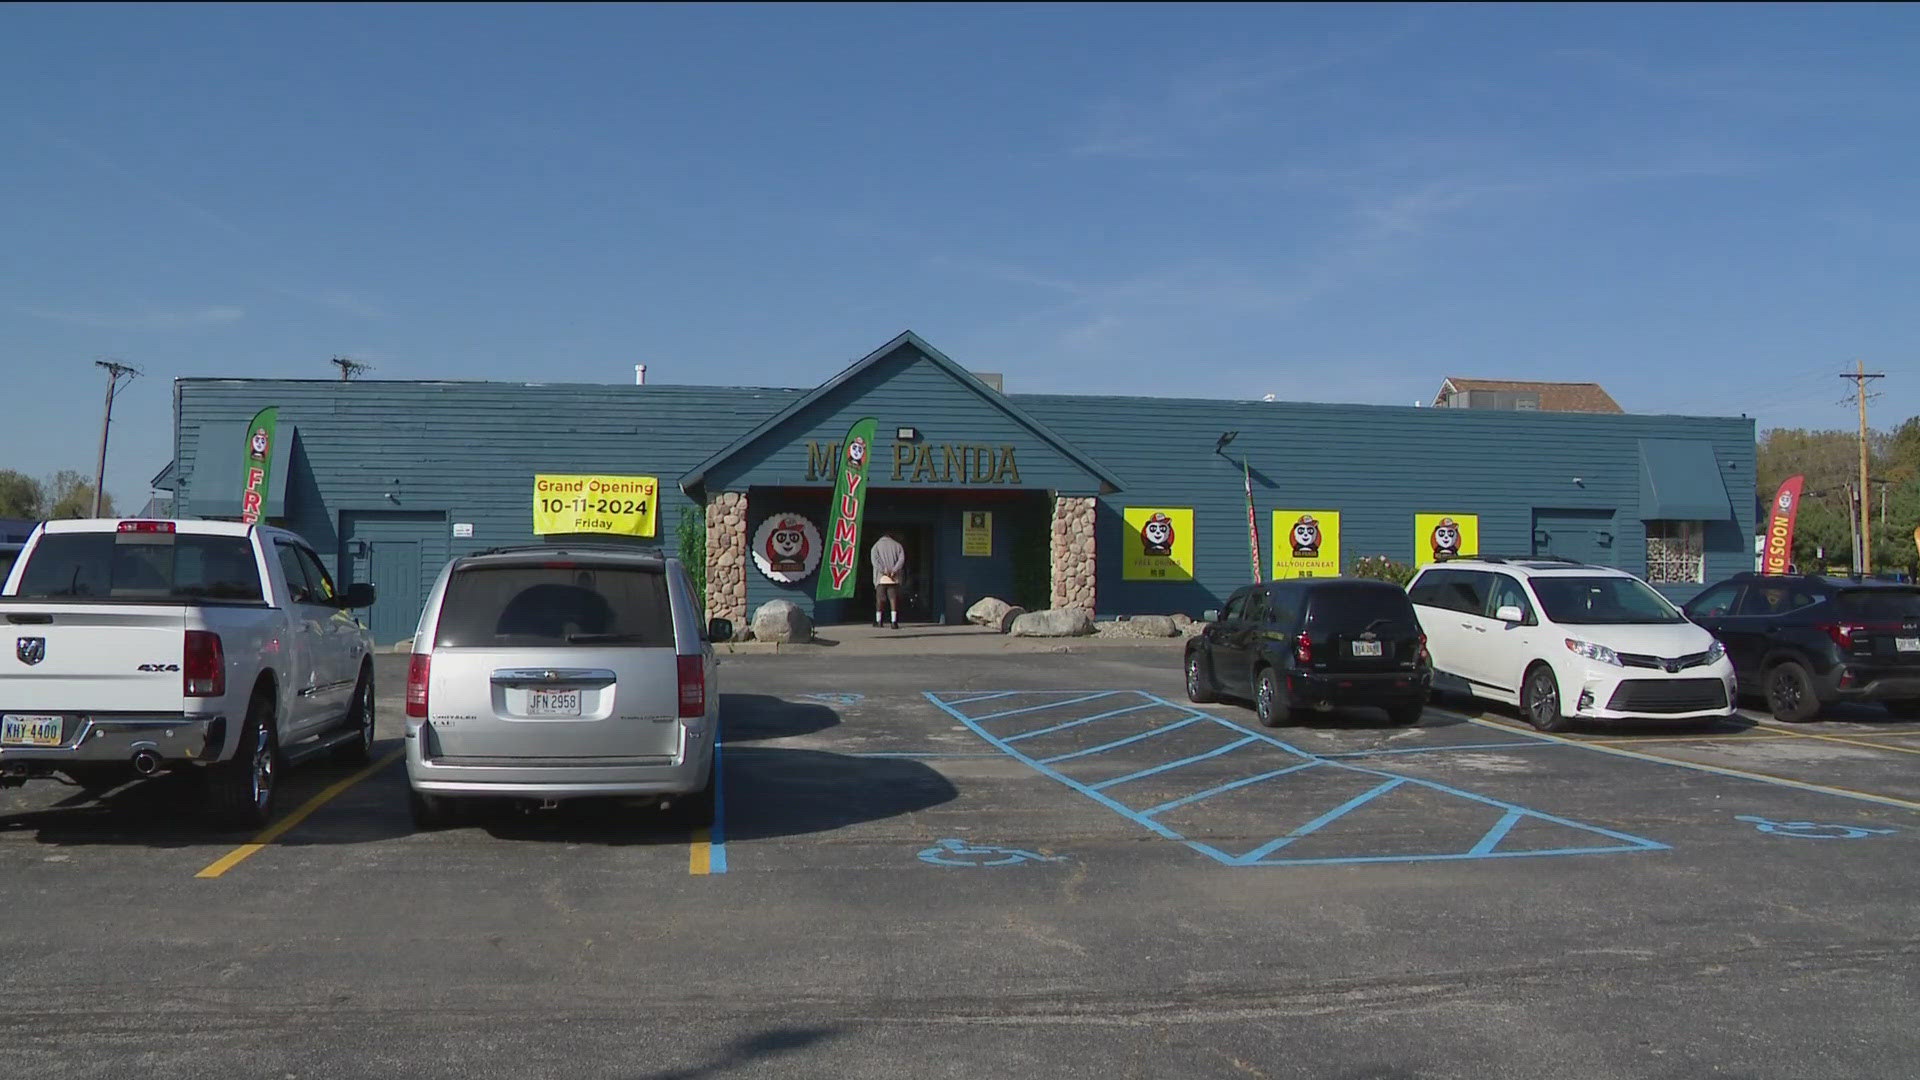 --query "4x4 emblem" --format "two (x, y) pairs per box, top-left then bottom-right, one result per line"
(16, 637), (45, 666)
